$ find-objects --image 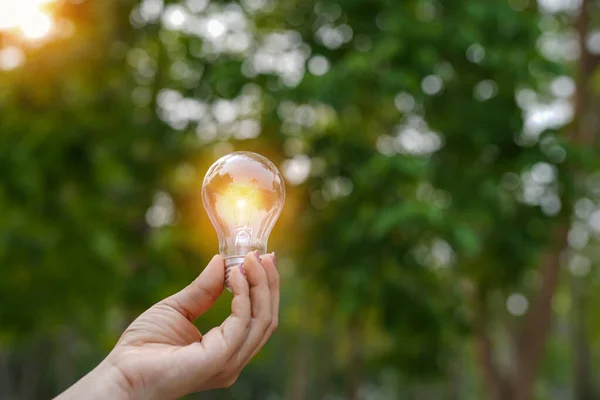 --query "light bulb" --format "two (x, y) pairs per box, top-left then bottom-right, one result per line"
(202, 151), (286, 290)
